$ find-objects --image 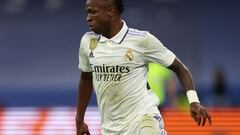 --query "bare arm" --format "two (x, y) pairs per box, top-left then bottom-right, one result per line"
(167, 57), (195, 92)
(76, 71), (93, 135)
(167, 57), (212, 126)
